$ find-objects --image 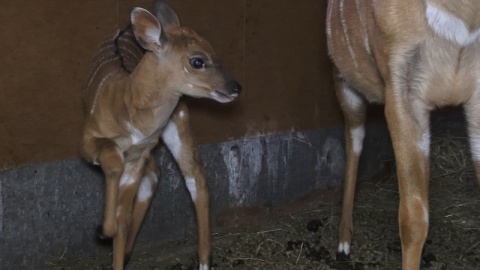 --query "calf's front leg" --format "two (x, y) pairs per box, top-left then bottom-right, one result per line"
(162, 103), (211, 270)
